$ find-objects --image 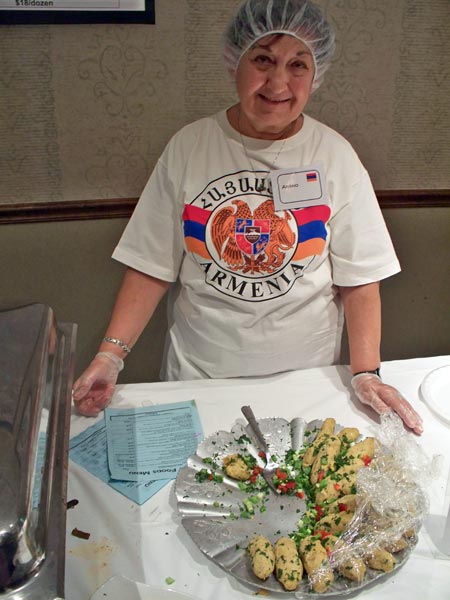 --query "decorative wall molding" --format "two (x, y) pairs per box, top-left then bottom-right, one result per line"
(0, 198), (137, 225)
(0, 191), (448, 225)
(376, 190), (450, 209)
